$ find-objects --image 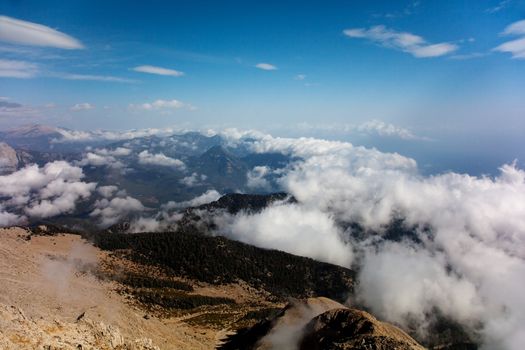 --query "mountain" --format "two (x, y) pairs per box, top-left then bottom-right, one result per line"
(92, 228), (354, 301)
(0, 142), (18, 174)
(299, 308), (425, 350)
(0, 124), (63, 152)
(218, 297), (425, 350)
(193, 145), (249, 191)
